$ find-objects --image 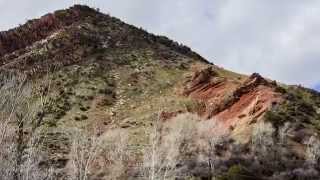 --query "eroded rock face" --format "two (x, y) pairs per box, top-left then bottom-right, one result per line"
(183, 67), (215, 99)
(0, 5), (98, 59)
(211, 73), (277, 117)
(235, 73), (271, 95)
(185, 67), (216, 91)
(182, 69), (283, 142)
